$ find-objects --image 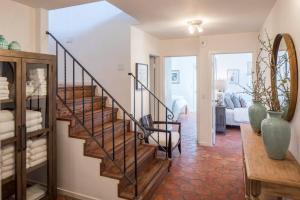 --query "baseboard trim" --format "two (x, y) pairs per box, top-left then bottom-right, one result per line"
(58, 188), (102, 200)
(198, 141), (212, 146)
